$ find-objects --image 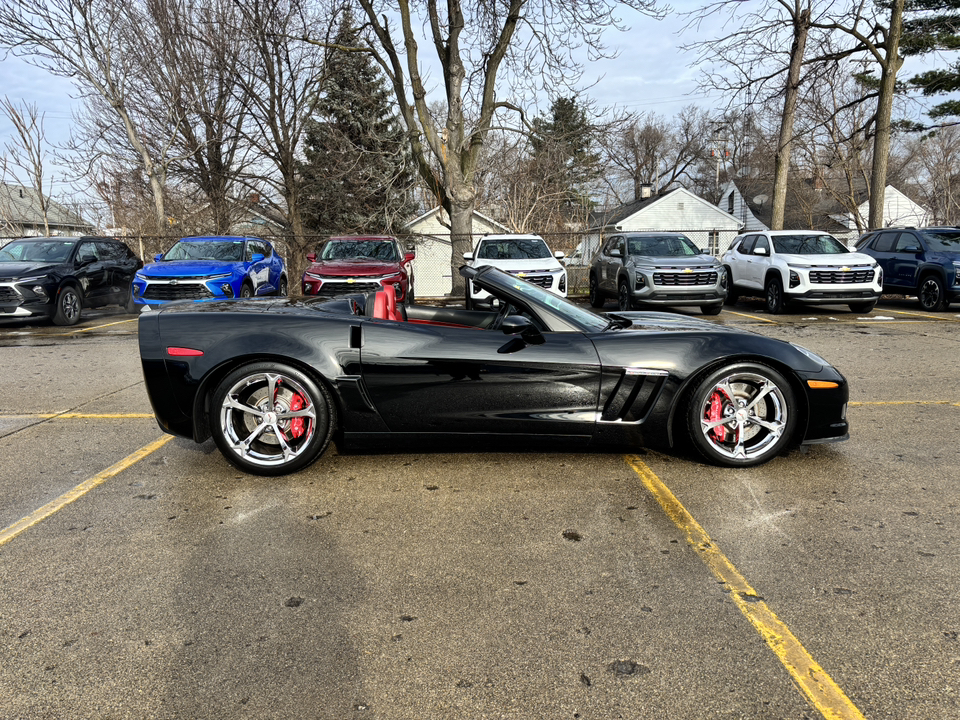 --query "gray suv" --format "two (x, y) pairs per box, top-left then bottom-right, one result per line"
(589, 232), (727, 315)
